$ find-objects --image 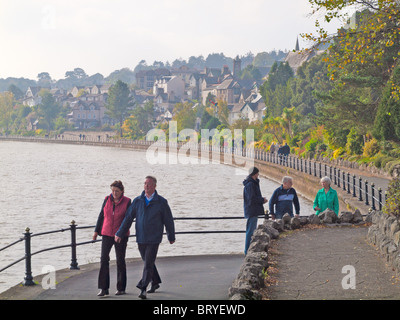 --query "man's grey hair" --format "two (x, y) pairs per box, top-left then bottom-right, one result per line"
(320, 176), (331, 185)
(282, 176), (293, 184)
(145, 175), (157, 185)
